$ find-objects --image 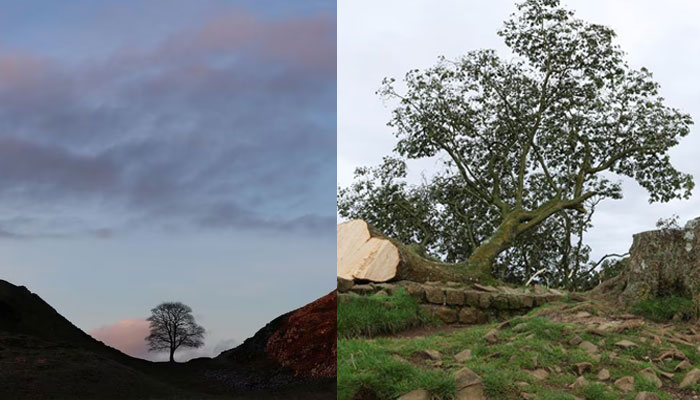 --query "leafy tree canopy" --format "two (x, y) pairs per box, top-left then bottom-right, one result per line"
(339, 0), (693, 281)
